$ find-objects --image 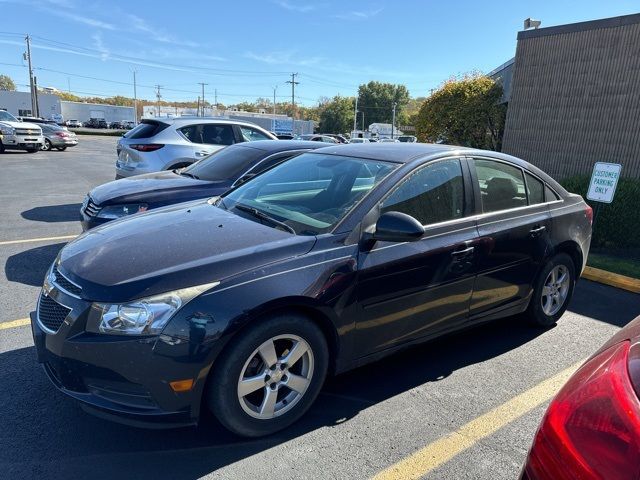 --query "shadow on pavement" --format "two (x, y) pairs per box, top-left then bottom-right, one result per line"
(568, 278), (639, 327)
(5, 243), (66, 287)
(21, 203), (83, 223)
